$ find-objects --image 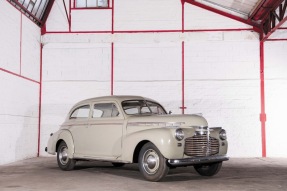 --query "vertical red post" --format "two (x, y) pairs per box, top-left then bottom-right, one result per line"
(181, 41), (185, 114)
(20, 14), (23, 75)
(69, 0), (72, 32)
(181, 0), (185, 32)
(112, 0), (114, 33)
(260, 34), (266, 157)
(181, 0), (186, 114)
(111, 42), (114, 95)
(37, 43), (43, 157)
(111, 0), (114, 95)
